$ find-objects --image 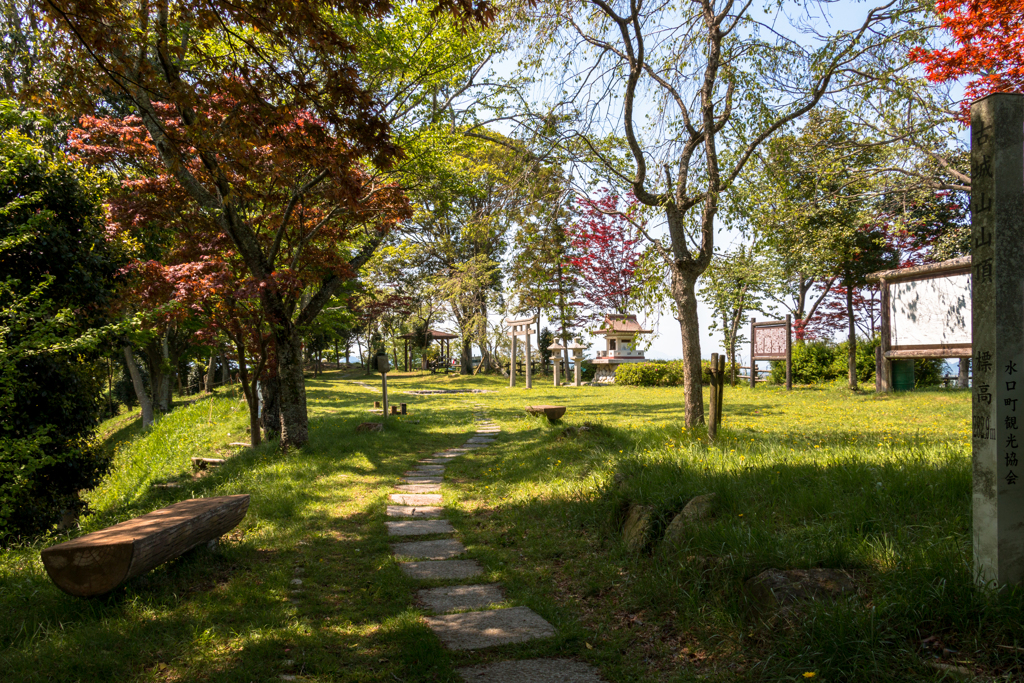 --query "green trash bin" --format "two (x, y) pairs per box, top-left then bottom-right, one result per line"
(892, 359), (915, 391)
